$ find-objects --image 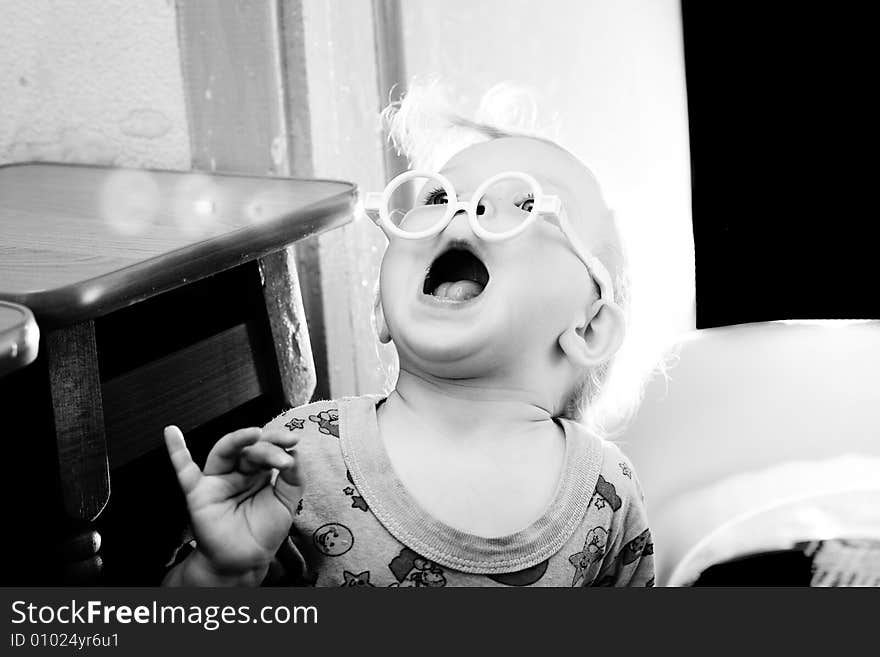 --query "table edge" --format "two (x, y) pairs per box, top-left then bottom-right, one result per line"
(1, 183), (357, 328)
